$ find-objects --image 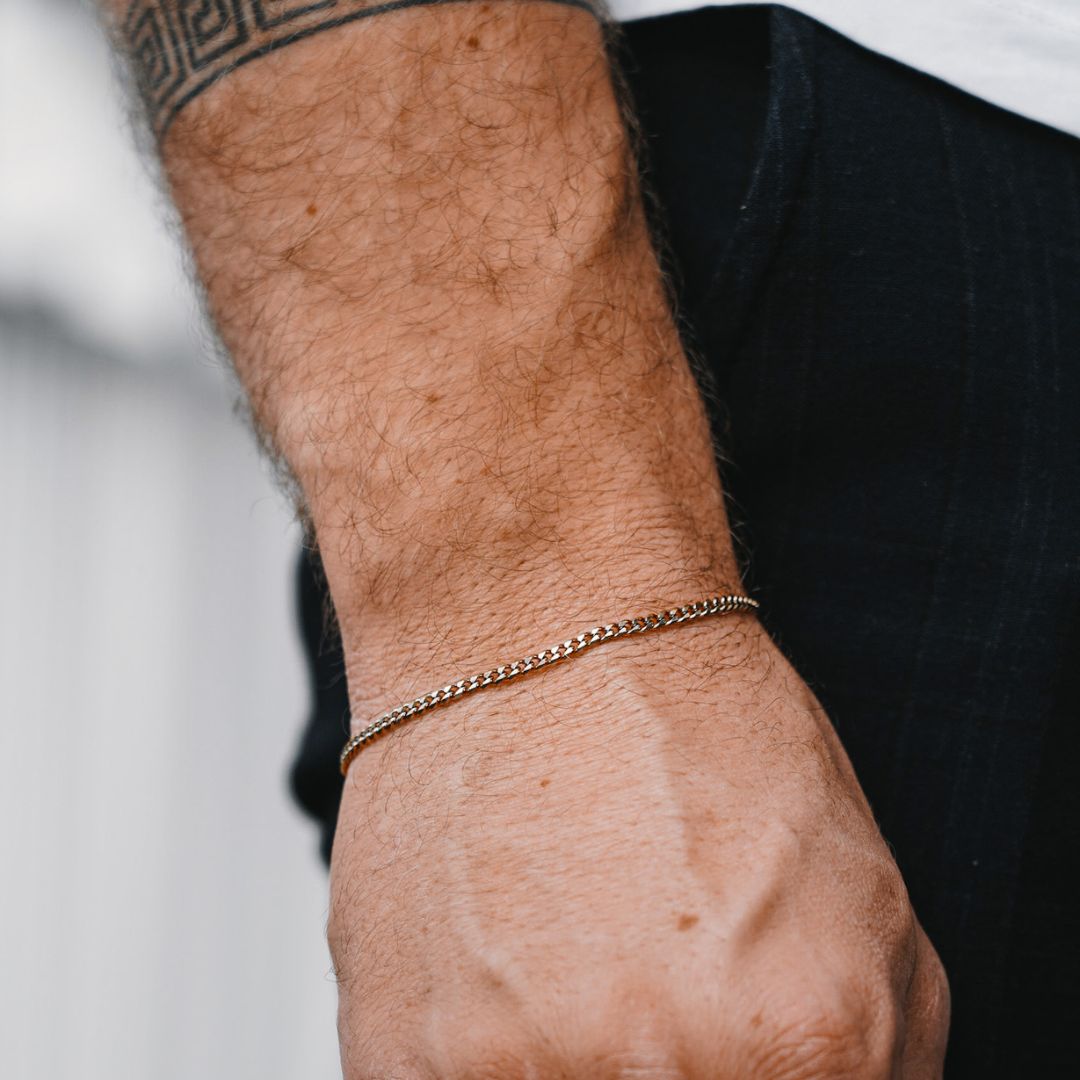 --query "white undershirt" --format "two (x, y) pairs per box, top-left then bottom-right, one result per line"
(607, 0), (1080, 140)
